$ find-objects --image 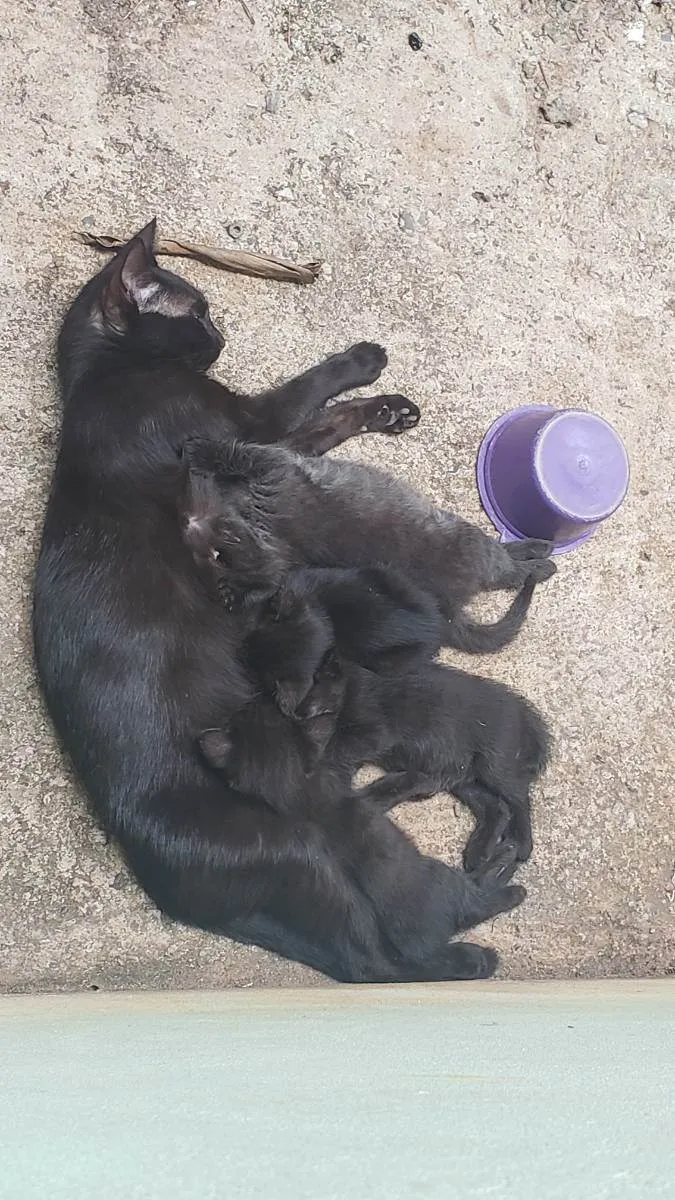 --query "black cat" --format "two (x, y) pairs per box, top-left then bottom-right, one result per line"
(33, 222), (551, 982)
